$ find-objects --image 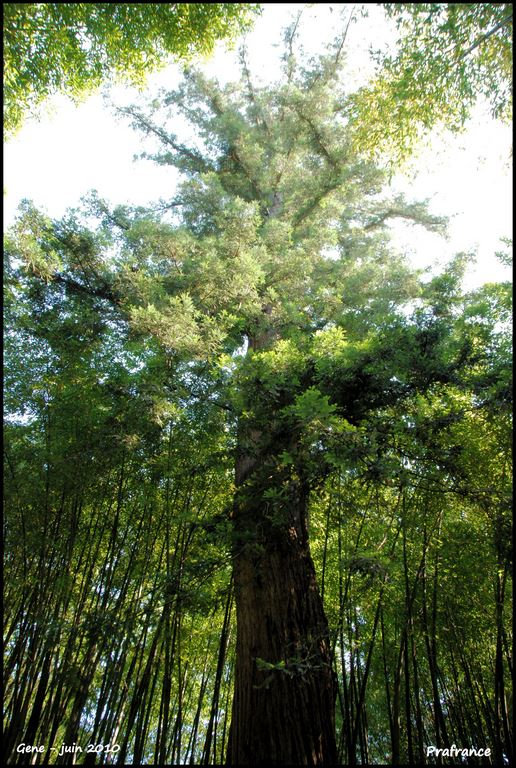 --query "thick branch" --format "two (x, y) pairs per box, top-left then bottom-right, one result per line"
(51, 272), (121, 306)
